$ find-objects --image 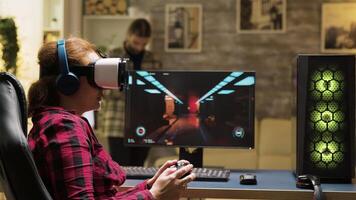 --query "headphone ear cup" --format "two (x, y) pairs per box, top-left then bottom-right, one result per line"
(56, 72), (80, 95)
